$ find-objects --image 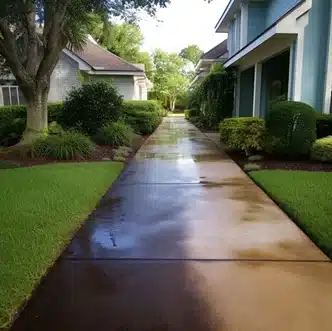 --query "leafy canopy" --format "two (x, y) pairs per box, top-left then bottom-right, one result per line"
(180, 45), (204, 66)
